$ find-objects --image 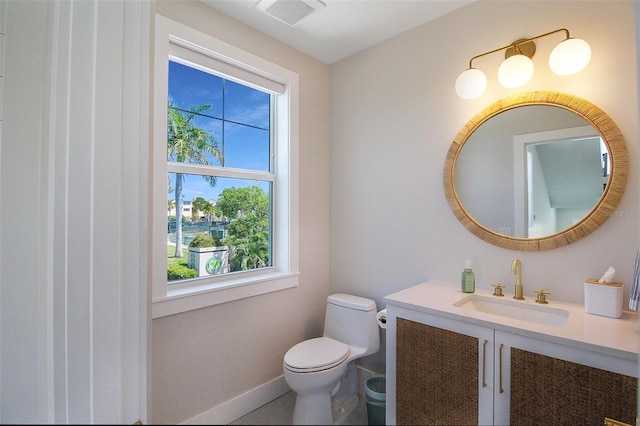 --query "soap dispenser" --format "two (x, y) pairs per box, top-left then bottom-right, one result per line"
(461, 260), (475, 293)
